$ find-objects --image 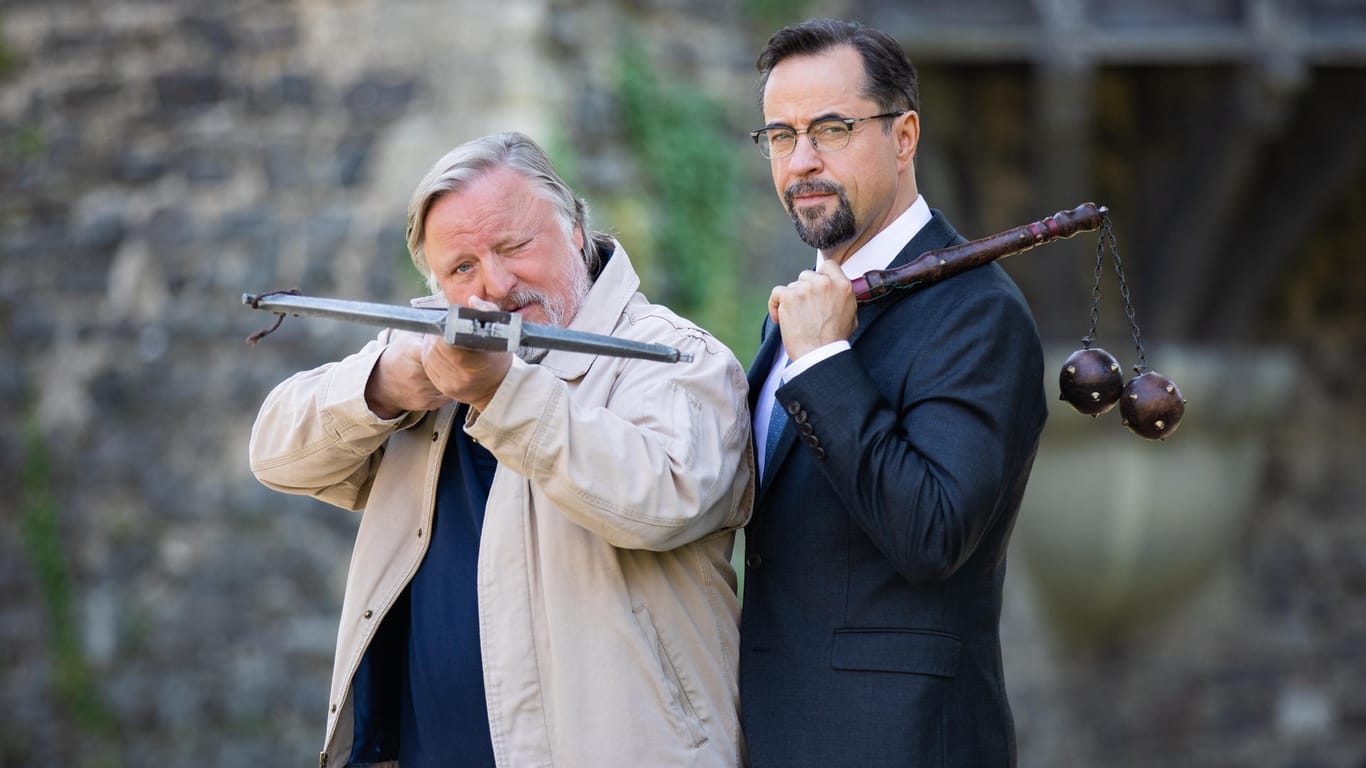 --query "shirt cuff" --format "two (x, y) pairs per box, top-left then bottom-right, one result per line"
(784, 341), (850, 381)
